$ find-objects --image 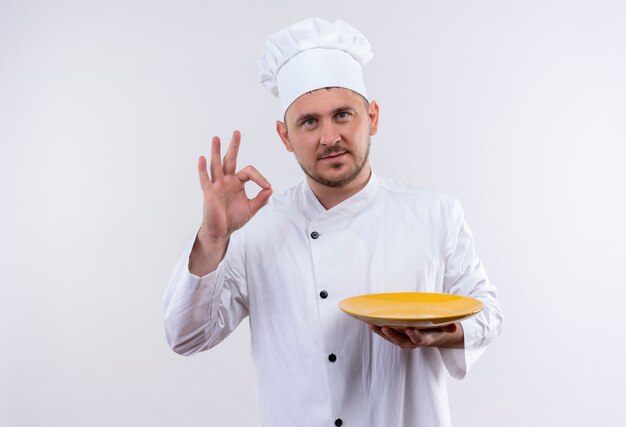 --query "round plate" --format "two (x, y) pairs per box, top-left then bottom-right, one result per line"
(338, 292), (484, 329)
